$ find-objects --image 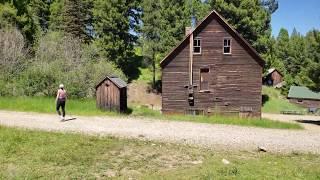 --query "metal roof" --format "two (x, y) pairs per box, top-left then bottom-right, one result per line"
(95, 76), (127, 89)
(288, 86), (320, 100)
(109, 77), (127, 88)
(265, 68), (283, 77)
